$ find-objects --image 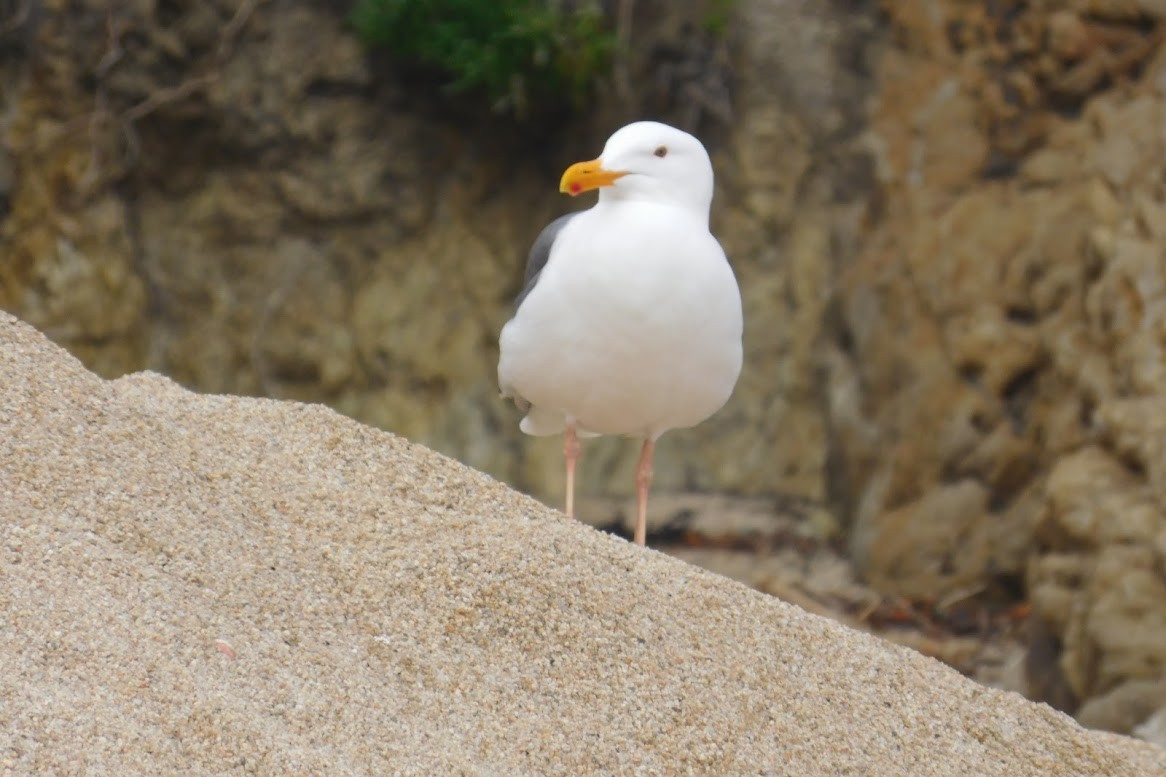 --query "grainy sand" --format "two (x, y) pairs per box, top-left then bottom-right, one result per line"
(2, 311), (1163, 776)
